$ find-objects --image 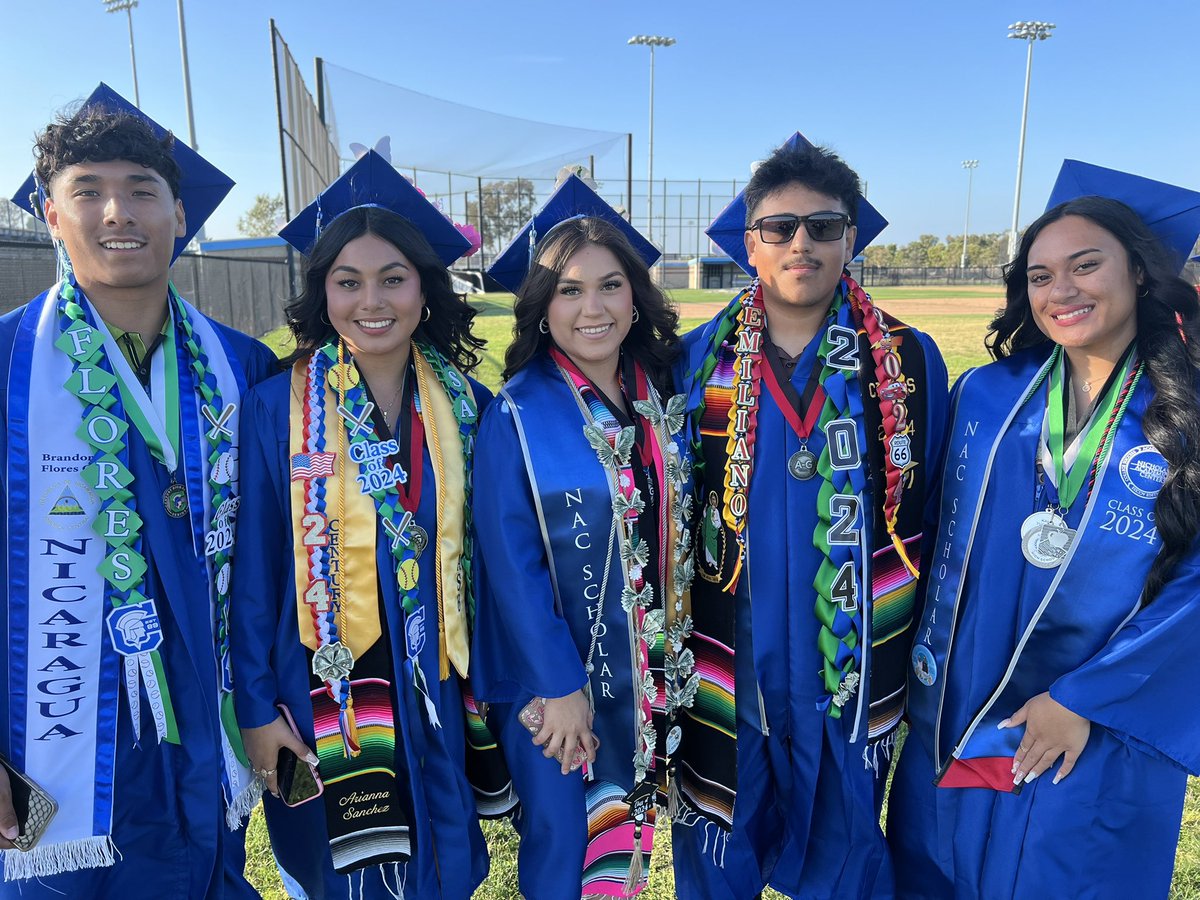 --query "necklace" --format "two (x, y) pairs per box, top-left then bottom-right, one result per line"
(377, 378), (405, 426)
